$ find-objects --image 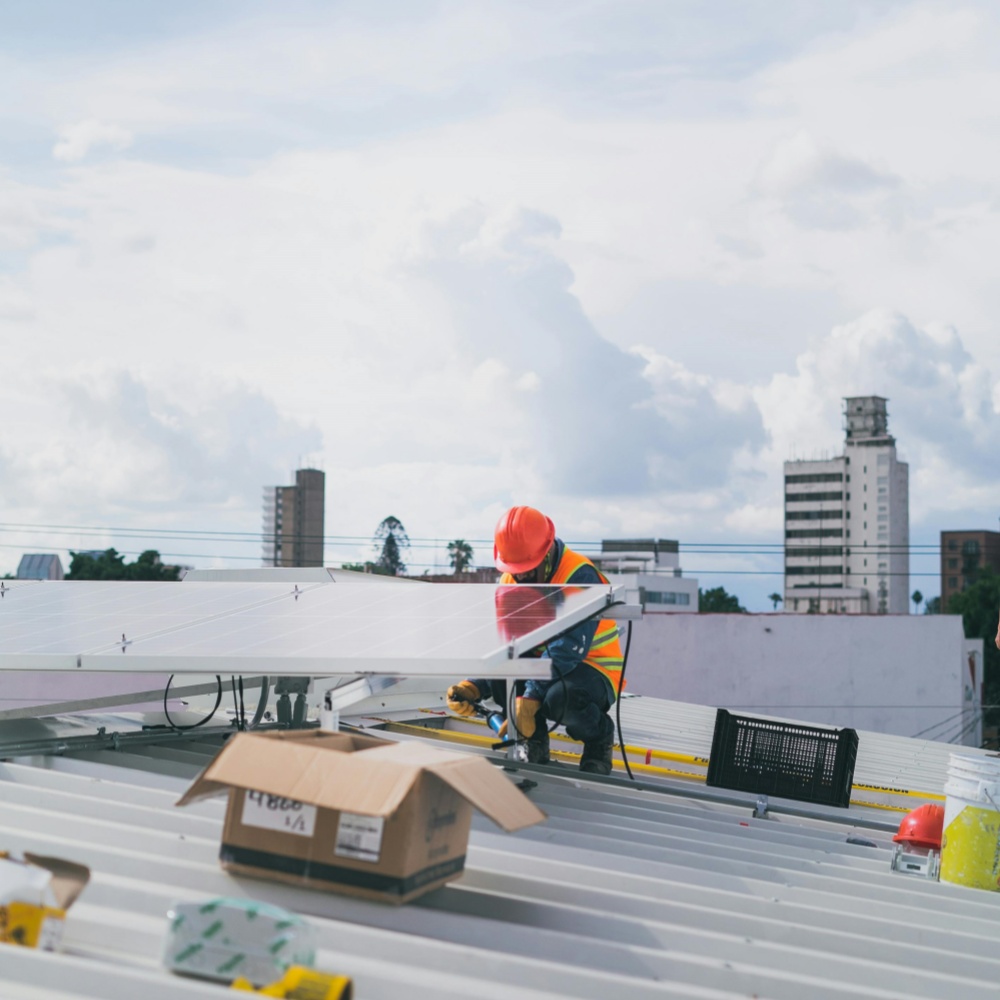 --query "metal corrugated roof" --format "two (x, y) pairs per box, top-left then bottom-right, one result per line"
(2, 696), (1000, 999)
